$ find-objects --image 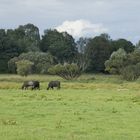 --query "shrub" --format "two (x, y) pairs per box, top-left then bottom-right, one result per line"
(16, 60), (34, 76)
(105, 48), (127, 74)
(8, 52), (55, 74)
(120, 65), (139, 81)
(48, 63), (81, 80)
